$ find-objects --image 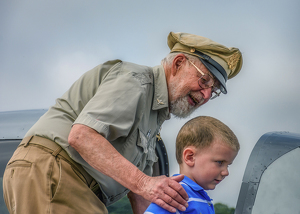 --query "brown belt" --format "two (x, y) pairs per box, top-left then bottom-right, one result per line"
(19, 136), (103, 201)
